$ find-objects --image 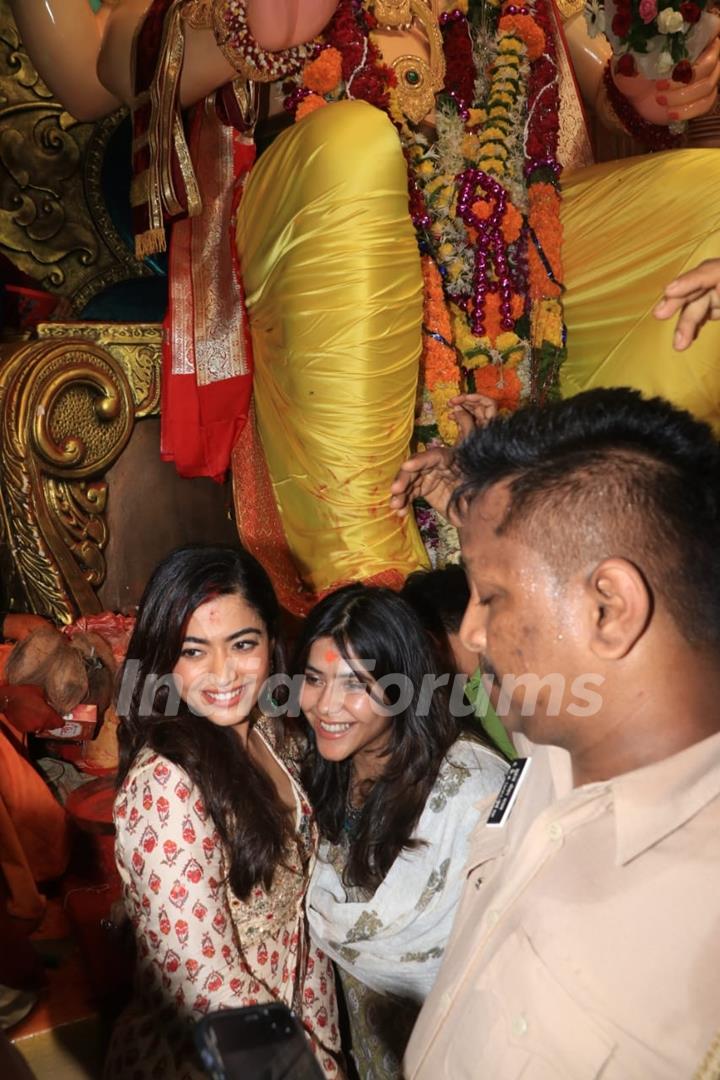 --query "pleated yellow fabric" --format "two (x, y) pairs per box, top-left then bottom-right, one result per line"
(561, 149), (720, 433)
(236, 100), (428, 594)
